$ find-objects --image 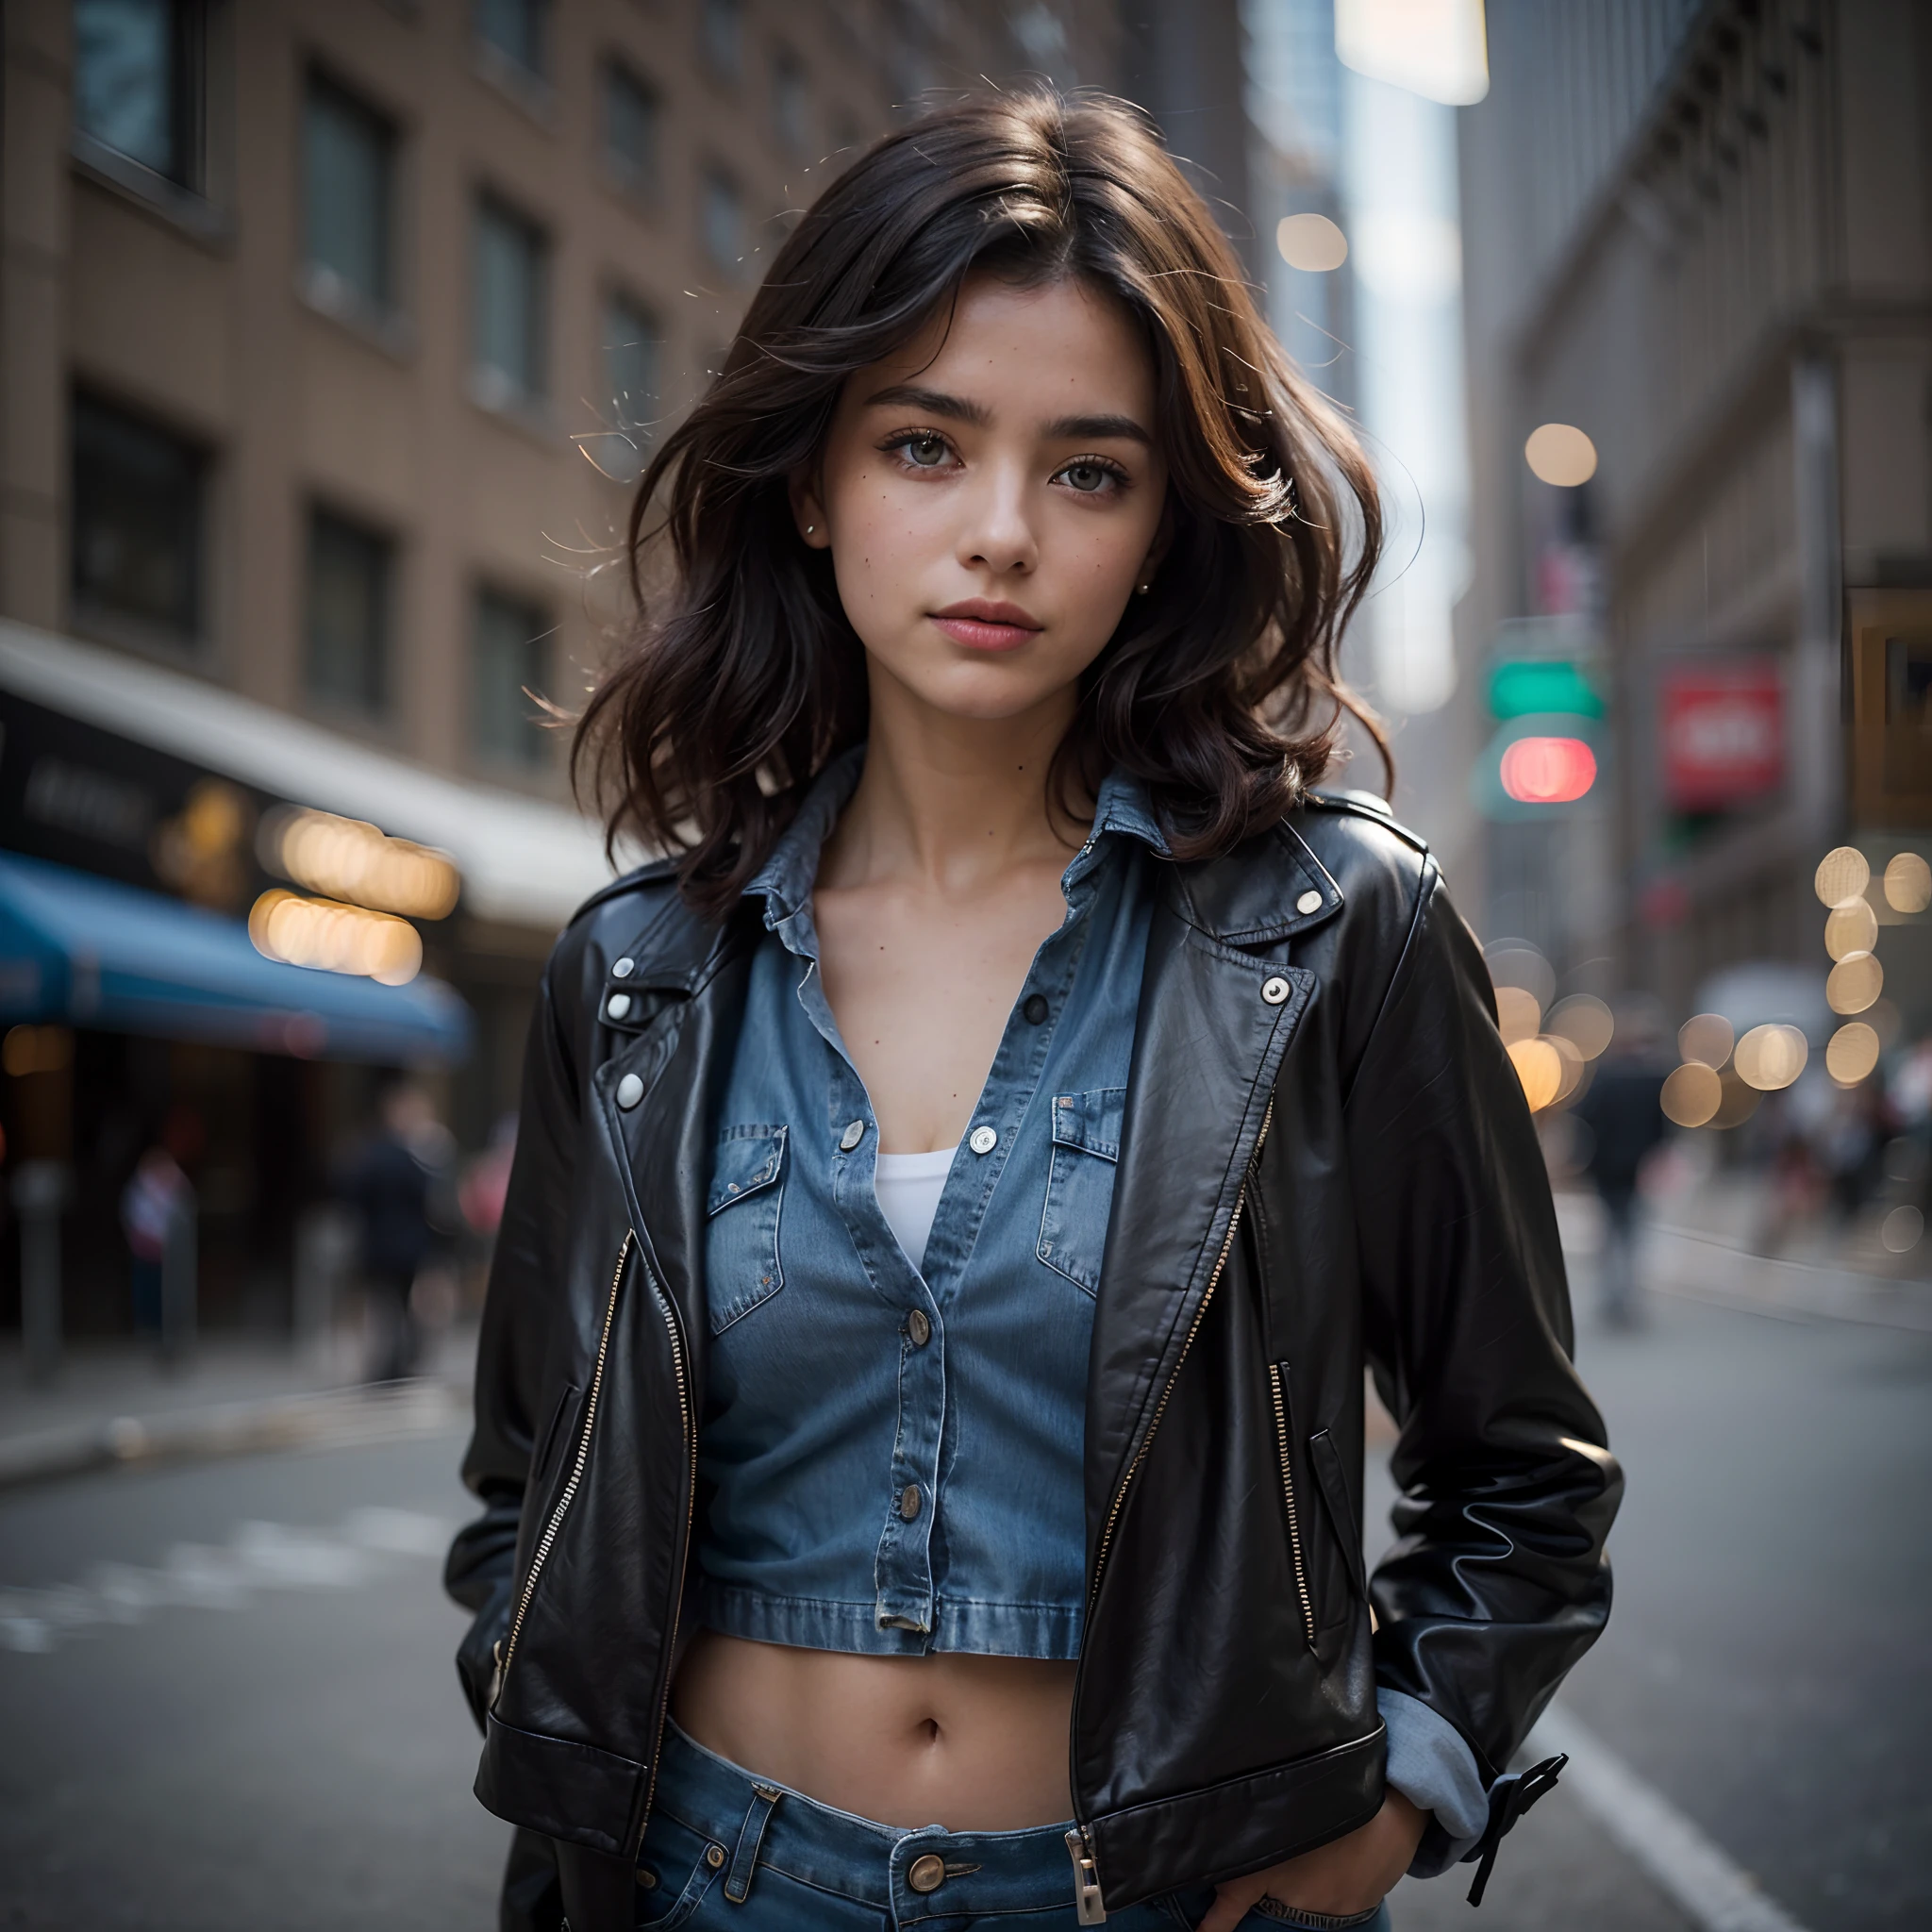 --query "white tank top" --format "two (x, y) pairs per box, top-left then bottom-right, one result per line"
(873, 1146), (958, 1272)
